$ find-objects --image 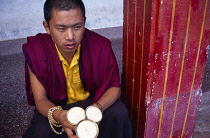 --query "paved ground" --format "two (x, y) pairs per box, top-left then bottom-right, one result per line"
(0, 26), (209, 137)
(193, 92), (210, 138)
